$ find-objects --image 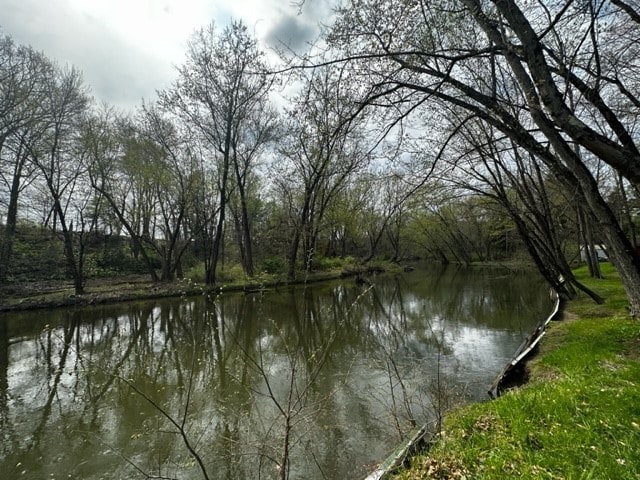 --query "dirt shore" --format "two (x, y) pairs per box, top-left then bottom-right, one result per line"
(0, 266), (389, 313)
(0, 275), (189, 312)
